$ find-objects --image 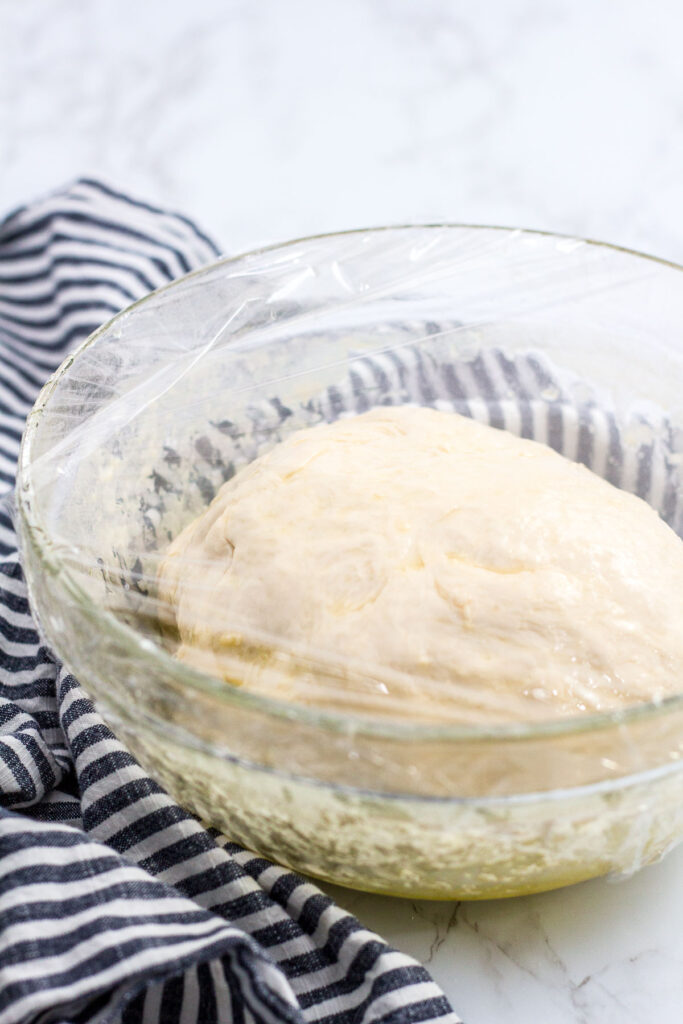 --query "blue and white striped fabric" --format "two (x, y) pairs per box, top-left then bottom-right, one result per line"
(0, 181), (459, 1024)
